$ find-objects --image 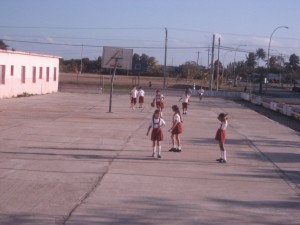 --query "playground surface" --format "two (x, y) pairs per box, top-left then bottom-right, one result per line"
(0, 91), (299, 225)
